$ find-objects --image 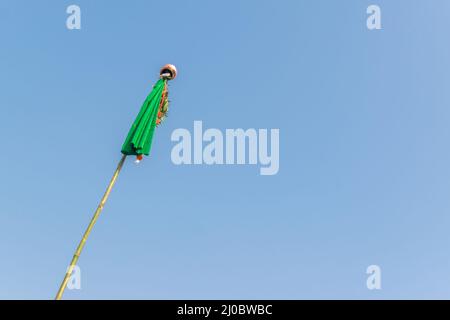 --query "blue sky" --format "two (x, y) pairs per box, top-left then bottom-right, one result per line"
(1, 0), (450, 299)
